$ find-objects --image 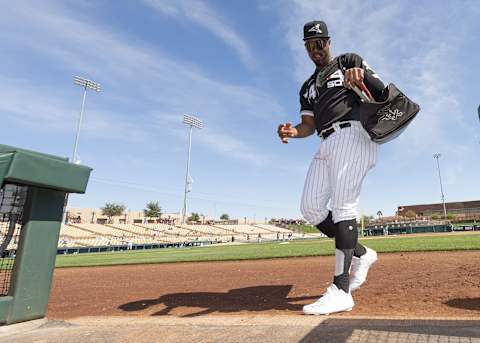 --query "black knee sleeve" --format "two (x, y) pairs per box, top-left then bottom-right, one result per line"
(315, 211), (335, 238)
(335, 219), (358, 249)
